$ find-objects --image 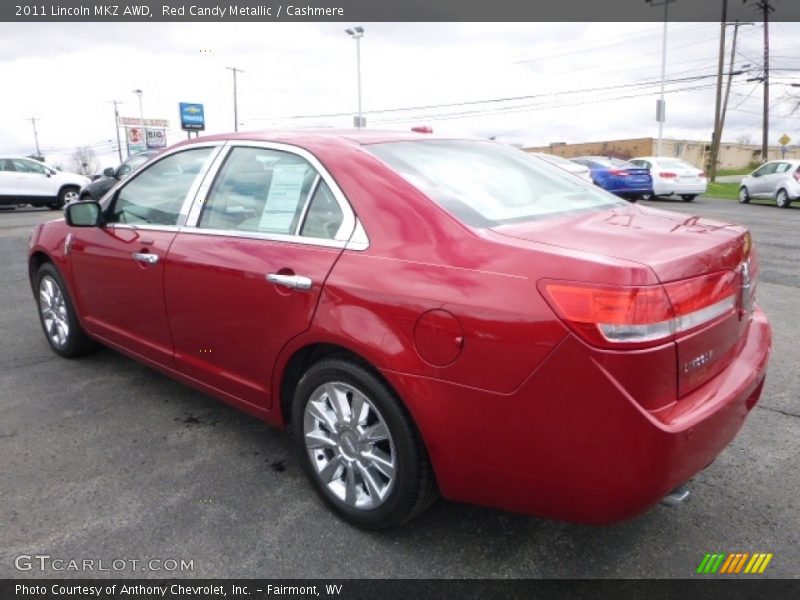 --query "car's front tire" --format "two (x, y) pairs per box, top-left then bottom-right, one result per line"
(35, 263), (97, 357)
(681, 194), (697, 202)
(51, 186), (80, 210)
(738, 186), (751, 204)
(776, 189), (792, 209)
(291, 357), (437, 530)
